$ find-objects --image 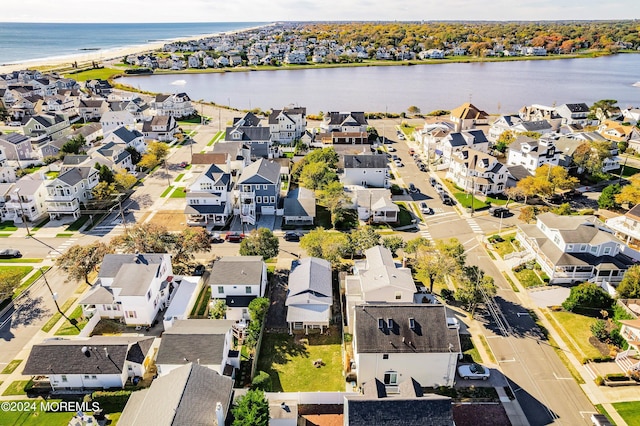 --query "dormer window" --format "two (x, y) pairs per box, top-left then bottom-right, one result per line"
(378, 318), (385, 330)
(387, 318), (393, 329)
